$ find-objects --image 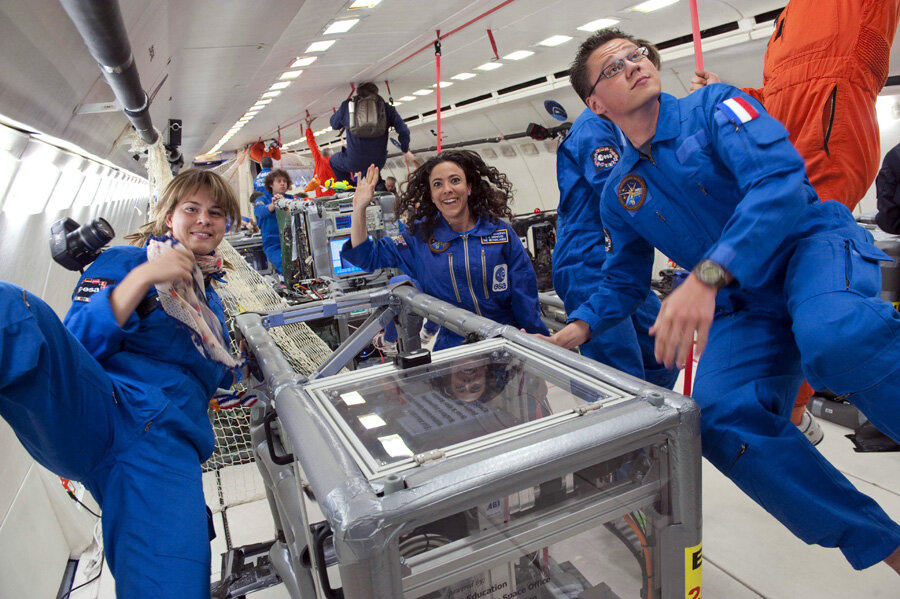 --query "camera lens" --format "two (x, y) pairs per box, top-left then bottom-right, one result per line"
(75, 218), (115, 251)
